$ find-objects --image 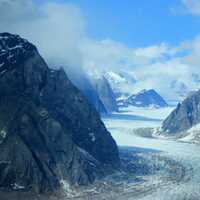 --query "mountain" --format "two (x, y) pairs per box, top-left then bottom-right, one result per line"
(0, 33), (120, 195)
(90, 76), (118, 113)
(104, 70), (200, 106)
(66, 69), (107, 114)
(162, 90), (200, 134)
(105, 71), (136, 99)
(122, 89), (168, 108)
